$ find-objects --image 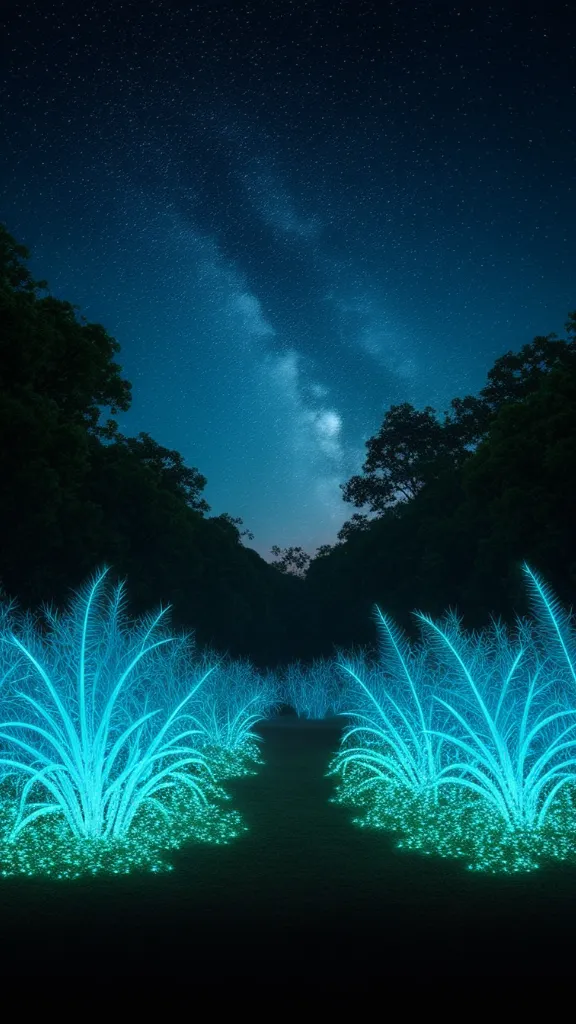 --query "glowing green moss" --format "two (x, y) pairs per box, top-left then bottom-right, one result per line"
(330, 760), (576, 873)
(0, 735), (263, 879)
(200, 739), (265, 781)
(0, 773), (249, 879)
